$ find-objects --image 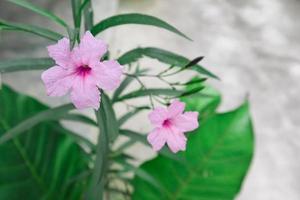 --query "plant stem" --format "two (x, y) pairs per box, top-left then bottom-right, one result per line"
(86, 102), (109, 200)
